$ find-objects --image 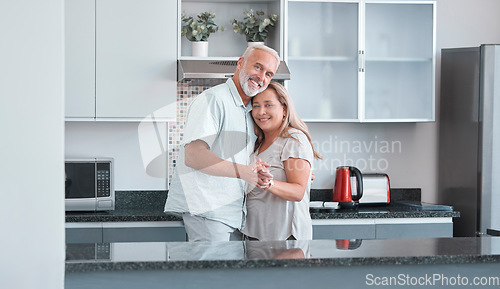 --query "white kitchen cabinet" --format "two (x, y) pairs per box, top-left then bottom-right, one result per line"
(312, 217), (453, 240)
(179, 0), (283, 59)
(65, 0), (177, 121)
(65, 0), (95, 118)
(312, 219), (376, 240)
(66, 223), (103, 243)
(375, 218), (453, 239)
(66, 222), (187, 243)
(287, 1), (359, 121)
(102, 222), (187, 242)
(66, 217), (451, 243)
(286, 0), (436, 122)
